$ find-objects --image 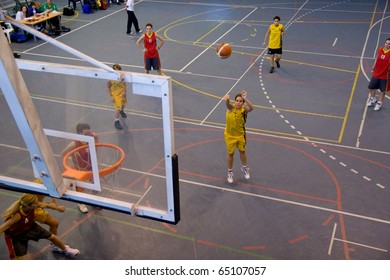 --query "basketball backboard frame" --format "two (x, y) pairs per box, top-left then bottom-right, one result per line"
(0, 15), (180, 224)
